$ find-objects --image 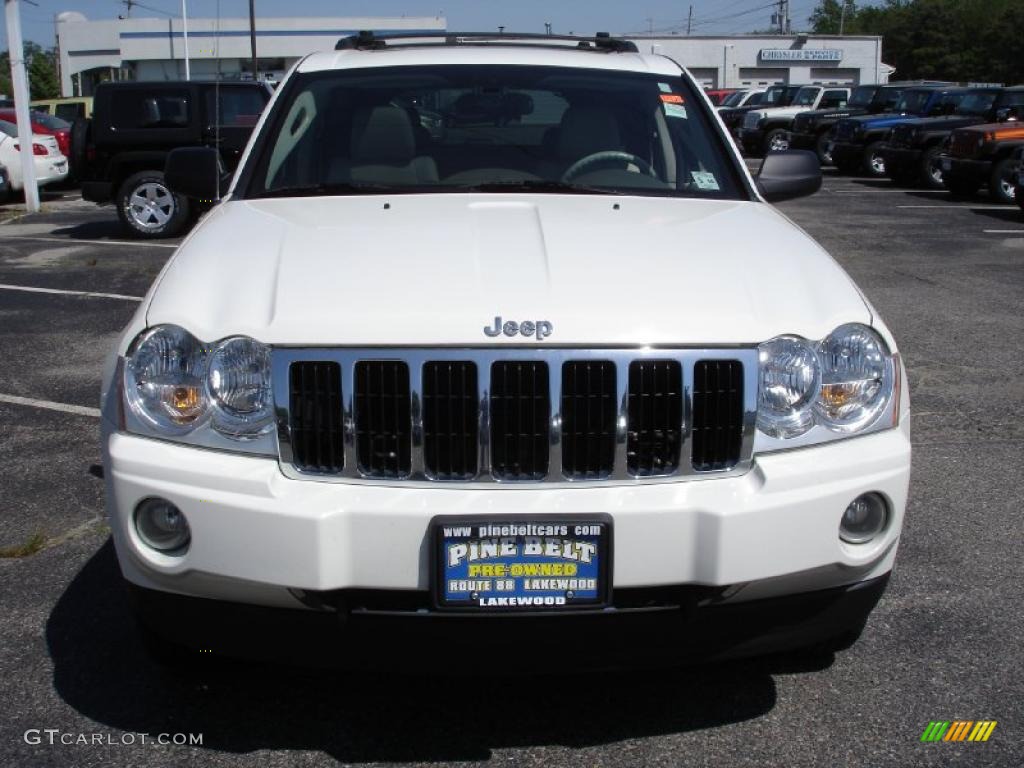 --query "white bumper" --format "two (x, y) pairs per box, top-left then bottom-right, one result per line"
(104, 418), (911, 610)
